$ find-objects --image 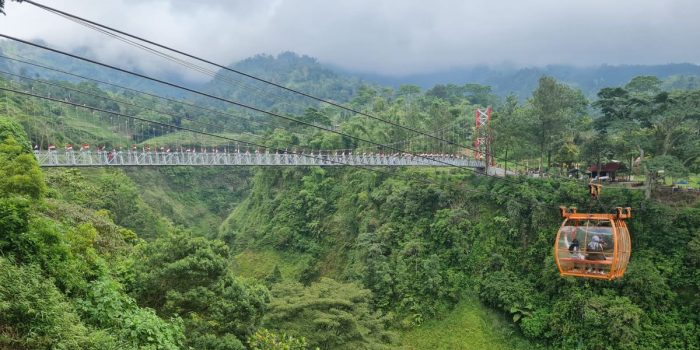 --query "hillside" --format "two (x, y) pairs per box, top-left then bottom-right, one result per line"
(0, 40), (195, 98)
(5, 38), (699, 102)
(202, 52), (367, 114)
(345, 63), (700, 98)
(1, 51), (699, 350)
